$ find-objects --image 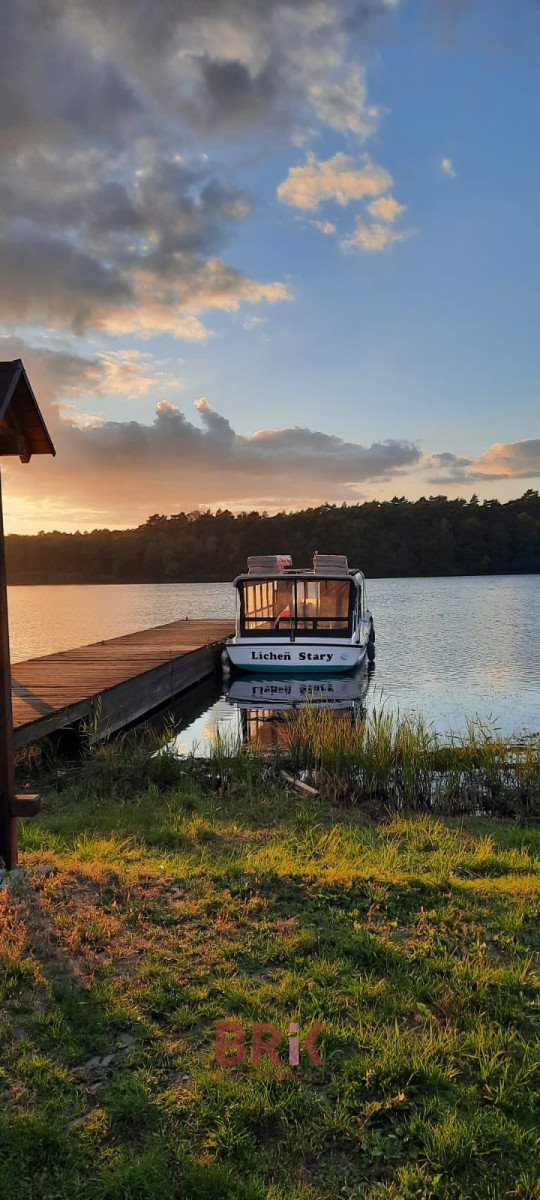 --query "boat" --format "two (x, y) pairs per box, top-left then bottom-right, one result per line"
(225, 553), (374, 673)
